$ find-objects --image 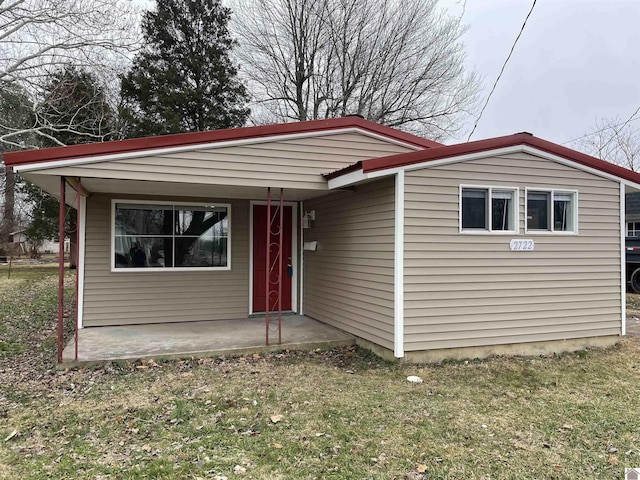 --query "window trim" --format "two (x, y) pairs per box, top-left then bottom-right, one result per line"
(627, 221), (640, 237)
(110, 199), (232, 272)
(524, 188), (578, 235)
(459, 184), (520, 235)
